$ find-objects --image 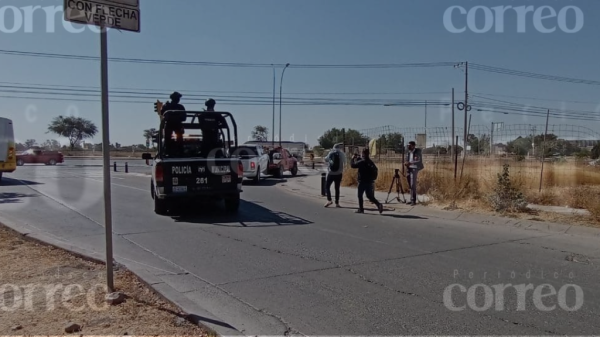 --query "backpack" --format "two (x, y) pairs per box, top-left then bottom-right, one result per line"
(367, 160), (378, 181)
(330, 151), (341, 172)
